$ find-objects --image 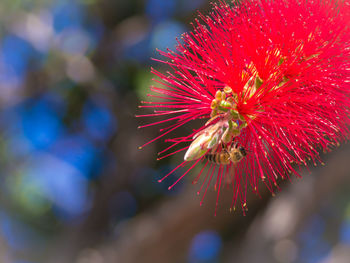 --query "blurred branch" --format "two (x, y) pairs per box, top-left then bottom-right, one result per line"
(84, 184), (272, 263)
(223, 143), (350, 263)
